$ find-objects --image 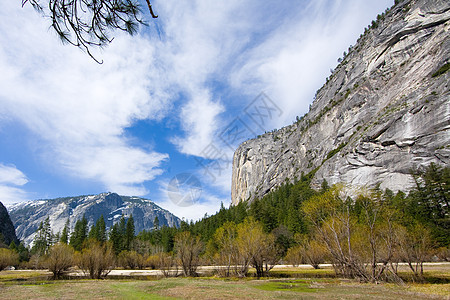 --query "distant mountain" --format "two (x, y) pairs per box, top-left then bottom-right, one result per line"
(7, 193), (181, 246)
(0, 201), (19, 246)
